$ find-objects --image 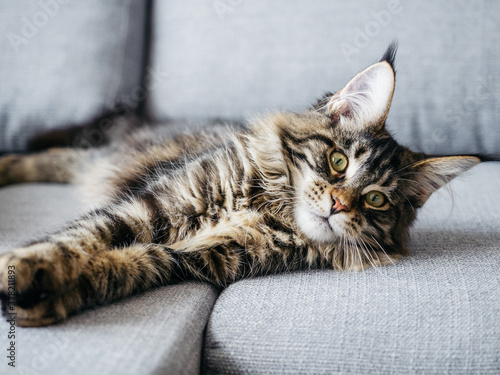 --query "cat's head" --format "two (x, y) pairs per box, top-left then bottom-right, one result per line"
(251, 44), (480, 270)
